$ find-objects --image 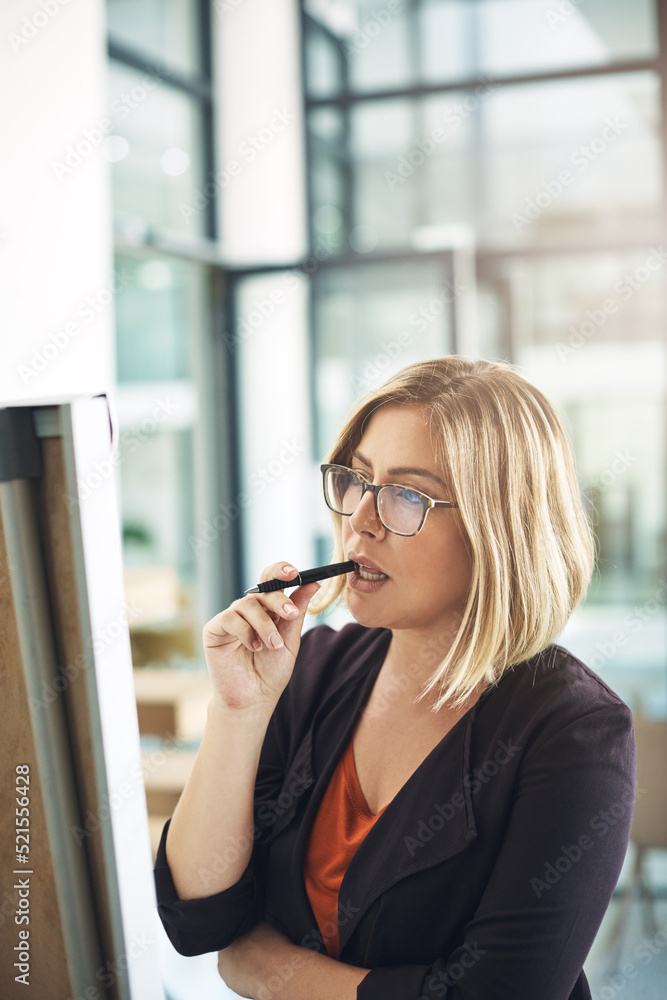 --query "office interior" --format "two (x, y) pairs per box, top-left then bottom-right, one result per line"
(1, 1), (666, 997)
